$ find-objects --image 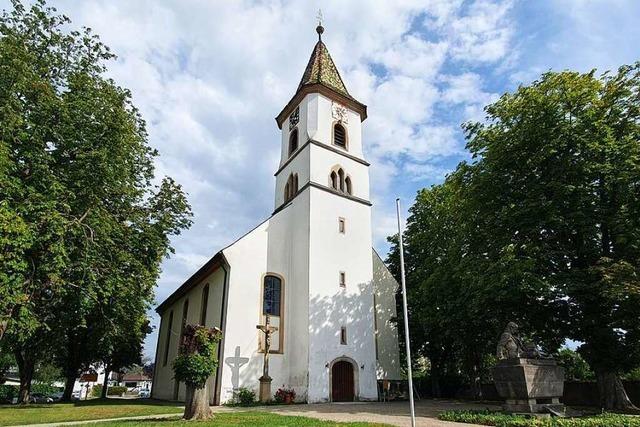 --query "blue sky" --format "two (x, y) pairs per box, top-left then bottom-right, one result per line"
(3, 0), (638, 358)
